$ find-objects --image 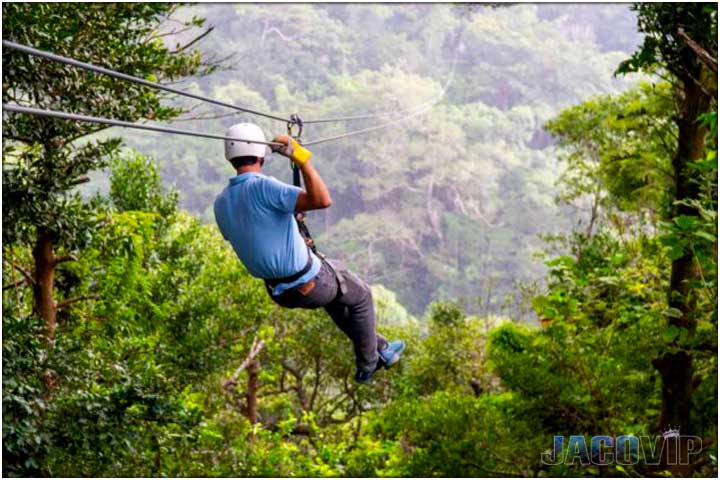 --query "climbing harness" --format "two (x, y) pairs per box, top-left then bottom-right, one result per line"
(264, 246), (314, 289)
